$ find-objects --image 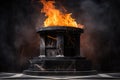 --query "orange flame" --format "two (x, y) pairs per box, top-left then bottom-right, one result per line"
(40, 0), (83, 28)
